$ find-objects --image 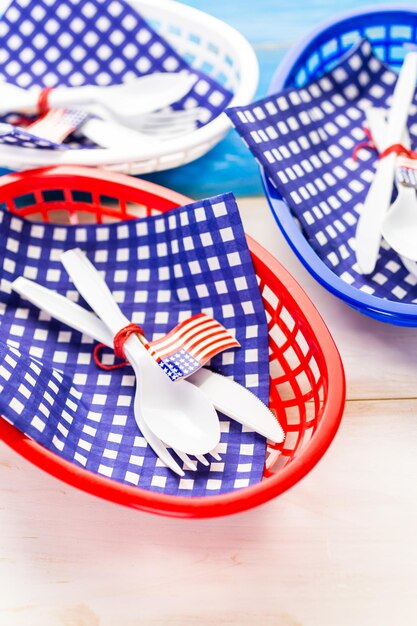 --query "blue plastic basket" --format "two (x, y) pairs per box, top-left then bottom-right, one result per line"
(263, 4), (417, 326)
